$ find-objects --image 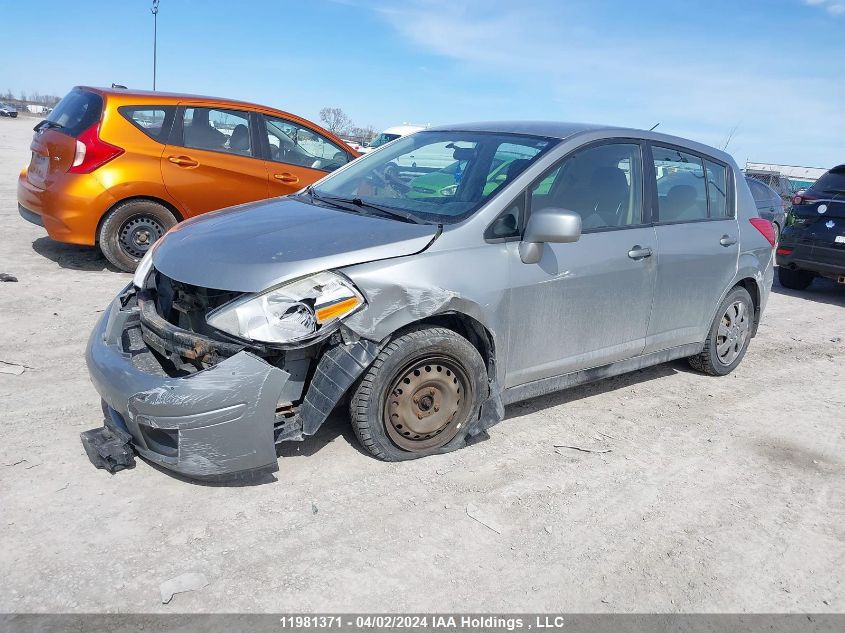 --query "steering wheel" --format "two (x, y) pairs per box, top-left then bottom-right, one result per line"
(371, 163), (410, 194)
